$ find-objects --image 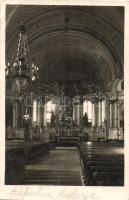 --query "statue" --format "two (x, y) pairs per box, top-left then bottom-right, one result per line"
(83, 112), (88, 127)
(61, 113), (65, 126)
(82, 112), (89, 141)
(23, 110), (31, 141)
(51, 112), (55, 127)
